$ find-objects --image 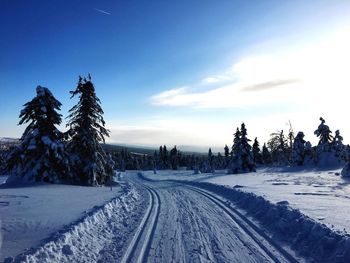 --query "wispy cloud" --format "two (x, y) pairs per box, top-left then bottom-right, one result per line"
(94, 8), (111, 15)
(240, 79), (301, 92)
